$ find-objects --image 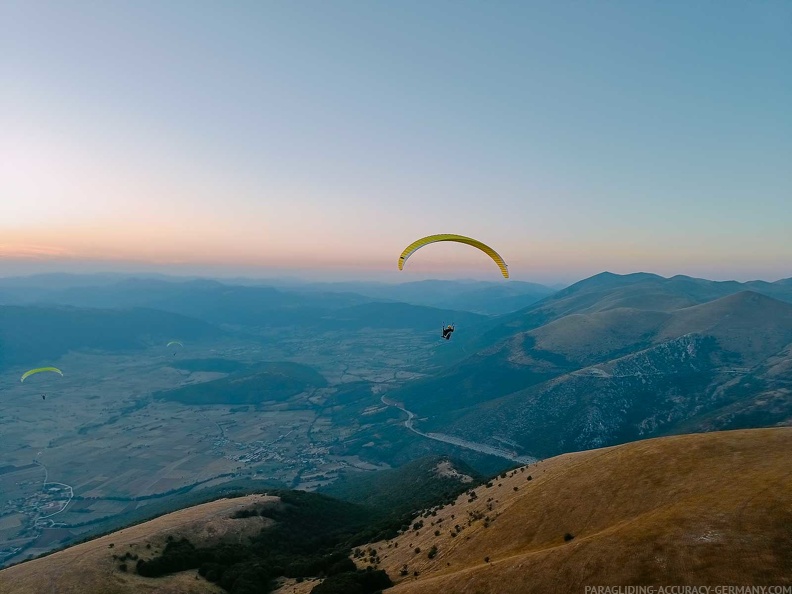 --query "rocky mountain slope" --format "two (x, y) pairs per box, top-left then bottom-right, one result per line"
(389, 276), (792, 459)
